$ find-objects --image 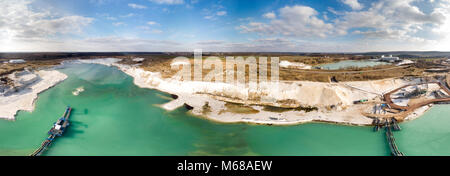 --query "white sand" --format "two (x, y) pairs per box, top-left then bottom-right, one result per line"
(170, 60), (190, 66)
(280, 60), (312, 69)
(132, 58), (145, 62)
(403, 104), (433, 122)
(396, 59), (414, 66)
(0, 70), (67, 120)
(79, 58), (429, 126)
(72, 86), (85, 96)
